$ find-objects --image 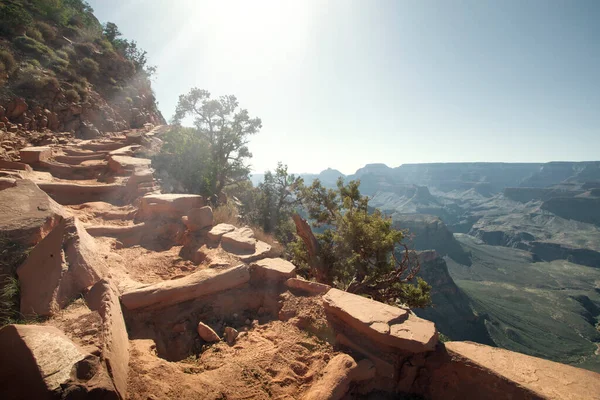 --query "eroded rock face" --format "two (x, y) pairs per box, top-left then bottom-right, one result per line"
(0, 179), (67, 245)
(323, 288), (438, 353)
(17, 217), (106, 317)
(415, 341), (600, 400)
(86, 280), (129, 399)
(0, 325), (85, 398)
